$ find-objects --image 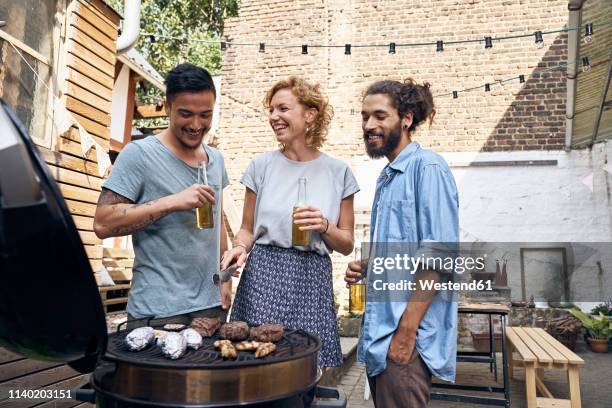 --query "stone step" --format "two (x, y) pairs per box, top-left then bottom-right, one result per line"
(319, 336), (359, 387)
